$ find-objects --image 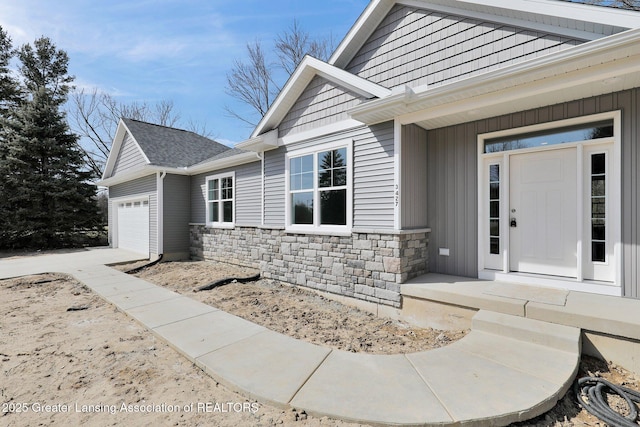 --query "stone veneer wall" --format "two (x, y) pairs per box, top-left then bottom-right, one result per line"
(190, 225), (429, 307)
